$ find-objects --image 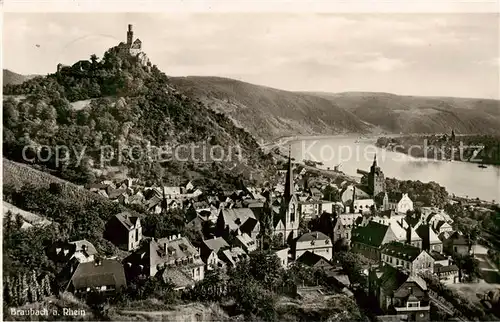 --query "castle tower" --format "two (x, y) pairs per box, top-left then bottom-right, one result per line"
(127, 24), (134, 46)
(368, 154), (385, 197)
